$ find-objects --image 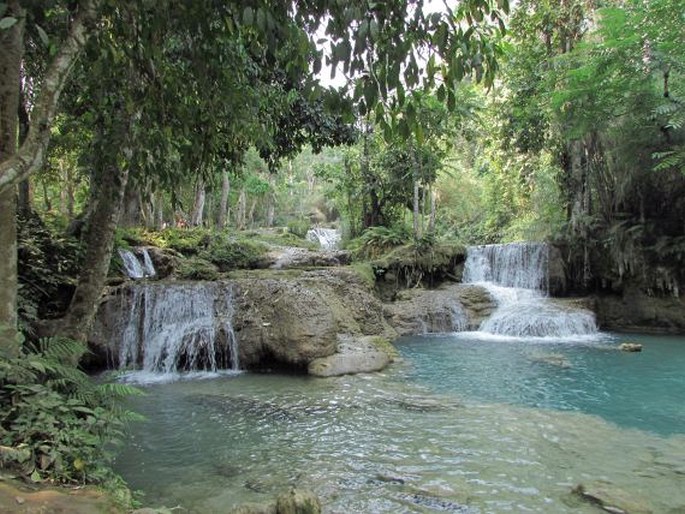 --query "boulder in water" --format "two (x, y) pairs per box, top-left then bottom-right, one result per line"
(619, 342), (643, 352)
(308, 335), (392, 377)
